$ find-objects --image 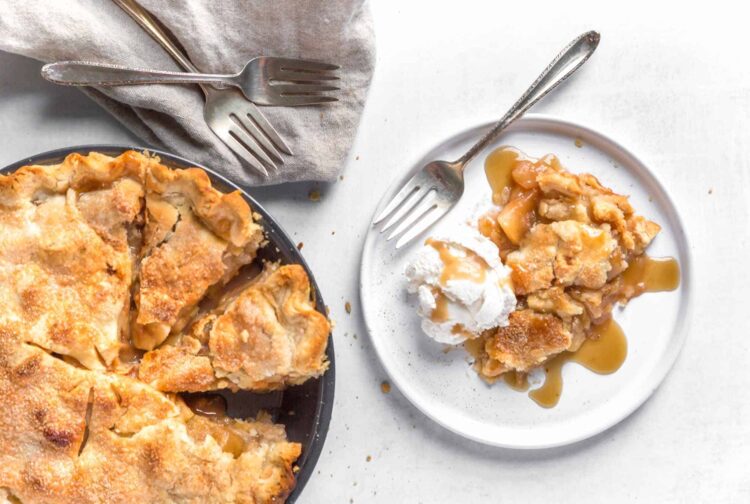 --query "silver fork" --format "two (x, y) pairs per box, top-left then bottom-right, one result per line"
(41, 58), (340, 107)
(113, 0), (290, 177)
(374, 30), (601, 248)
